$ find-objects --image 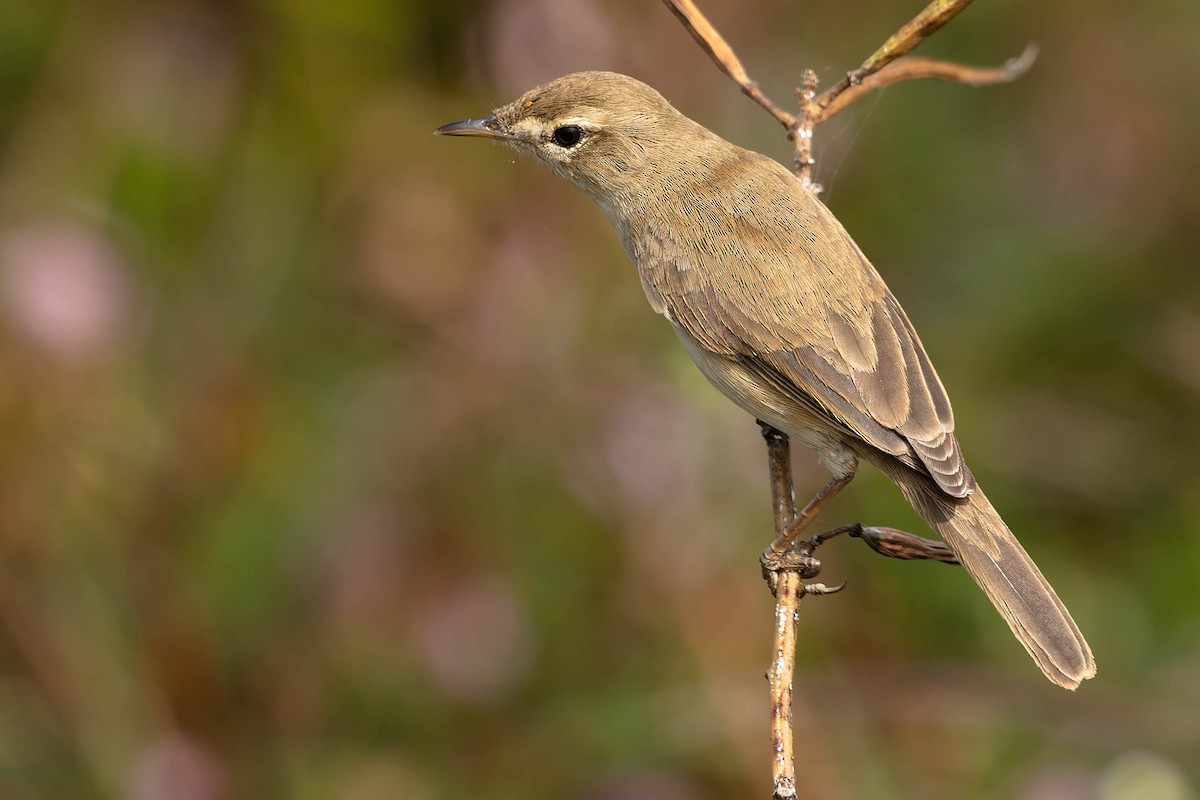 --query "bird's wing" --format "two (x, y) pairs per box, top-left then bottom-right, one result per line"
(634, 160), (973, 498)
